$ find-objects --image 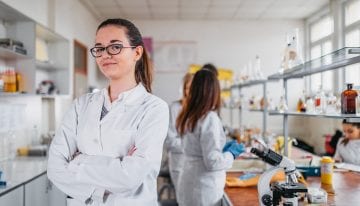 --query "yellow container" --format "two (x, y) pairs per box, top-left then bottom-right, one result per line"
(321, 156), (334, 185)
